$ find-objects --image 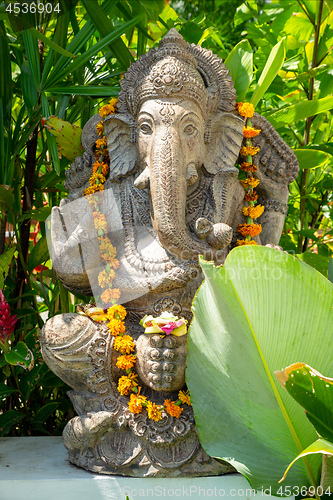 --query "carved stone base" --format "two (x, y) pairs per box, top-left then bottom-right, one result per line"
(63, 390), (233, 478)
